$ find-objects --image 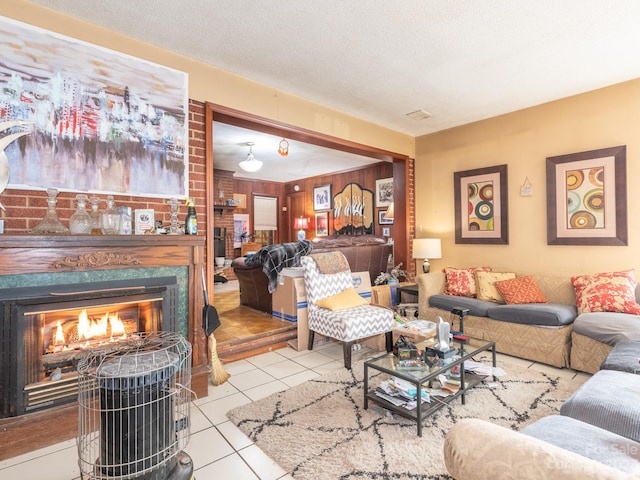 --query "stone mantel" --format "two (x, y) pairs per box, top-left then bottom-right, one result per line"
(0, 234), (209, 460)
